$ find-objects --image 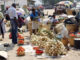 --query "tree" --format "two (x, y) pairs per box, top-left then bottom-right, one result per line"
(42, 0), (62, 5)
(42, 0), (73, 5)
